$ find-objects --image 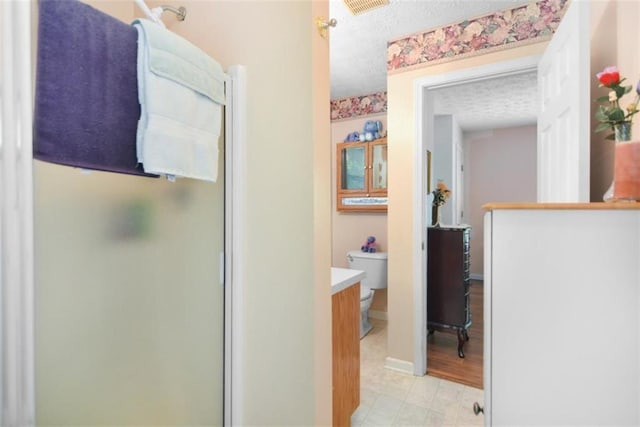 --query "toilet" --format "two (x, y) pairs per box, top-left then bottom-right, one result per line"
(347, 250), (388, 338)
